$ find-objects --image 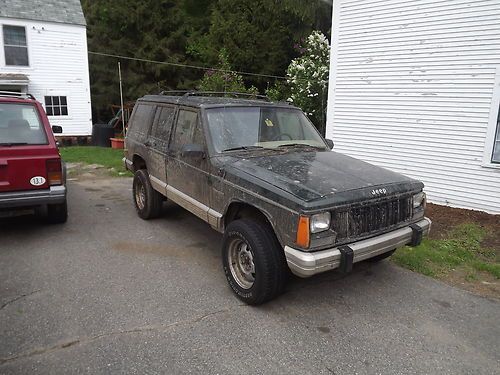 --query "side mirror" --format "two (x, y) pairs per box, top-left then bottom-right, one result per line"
(325, 138), (334, 150)
(181, 143), (205, 159)
(52, 125), (63, 134)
